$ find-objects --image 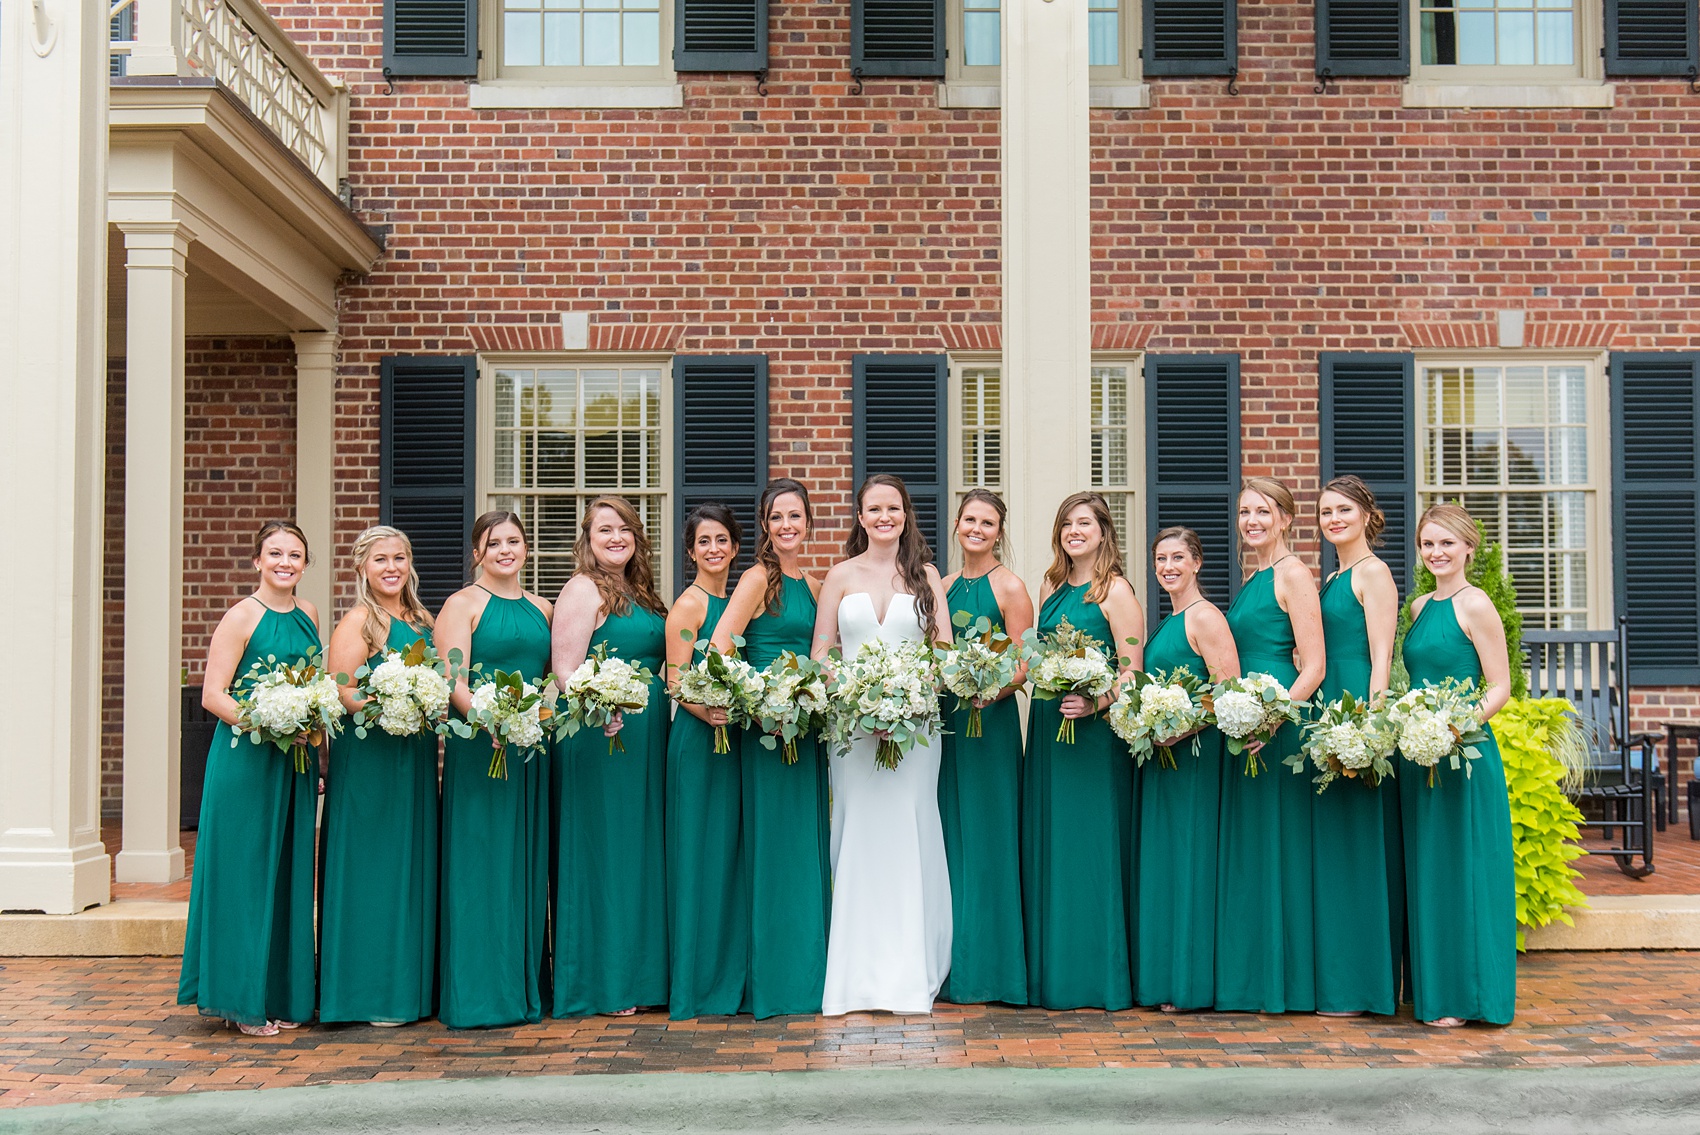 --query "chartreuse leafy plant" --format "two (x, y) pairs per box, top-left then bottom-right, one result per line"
(1495, 697), (1589, 950)
(1393, 516), (1528, 698)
